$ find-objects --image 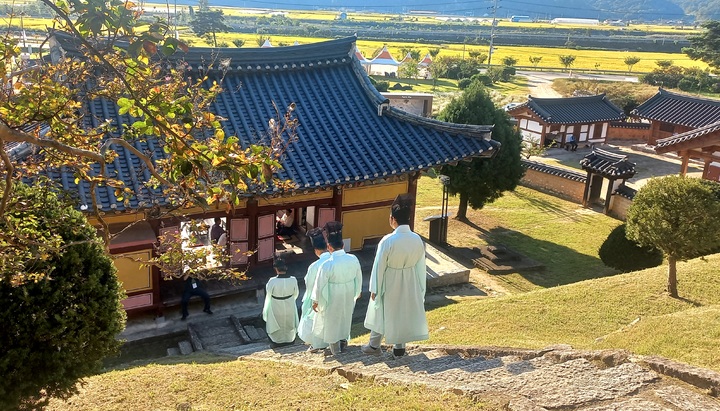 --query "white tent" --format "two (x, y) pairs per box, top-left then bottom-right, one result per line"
(367, 46), (399, 76)
(354, 46), (371, 73)
(261, 39), (273, 48)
